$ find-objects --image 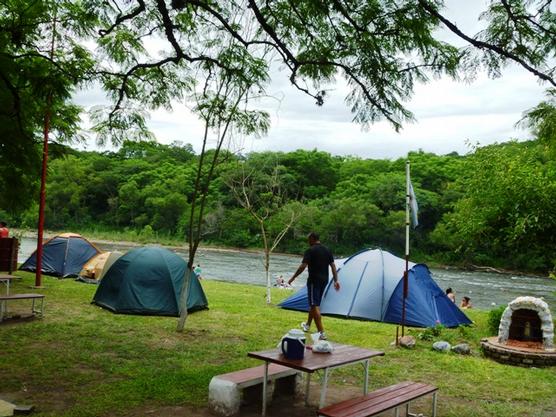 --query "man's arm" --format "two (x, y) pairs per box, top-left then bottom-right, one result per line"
(288, 263), (307, 285)
(331, 262), (340, 290)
